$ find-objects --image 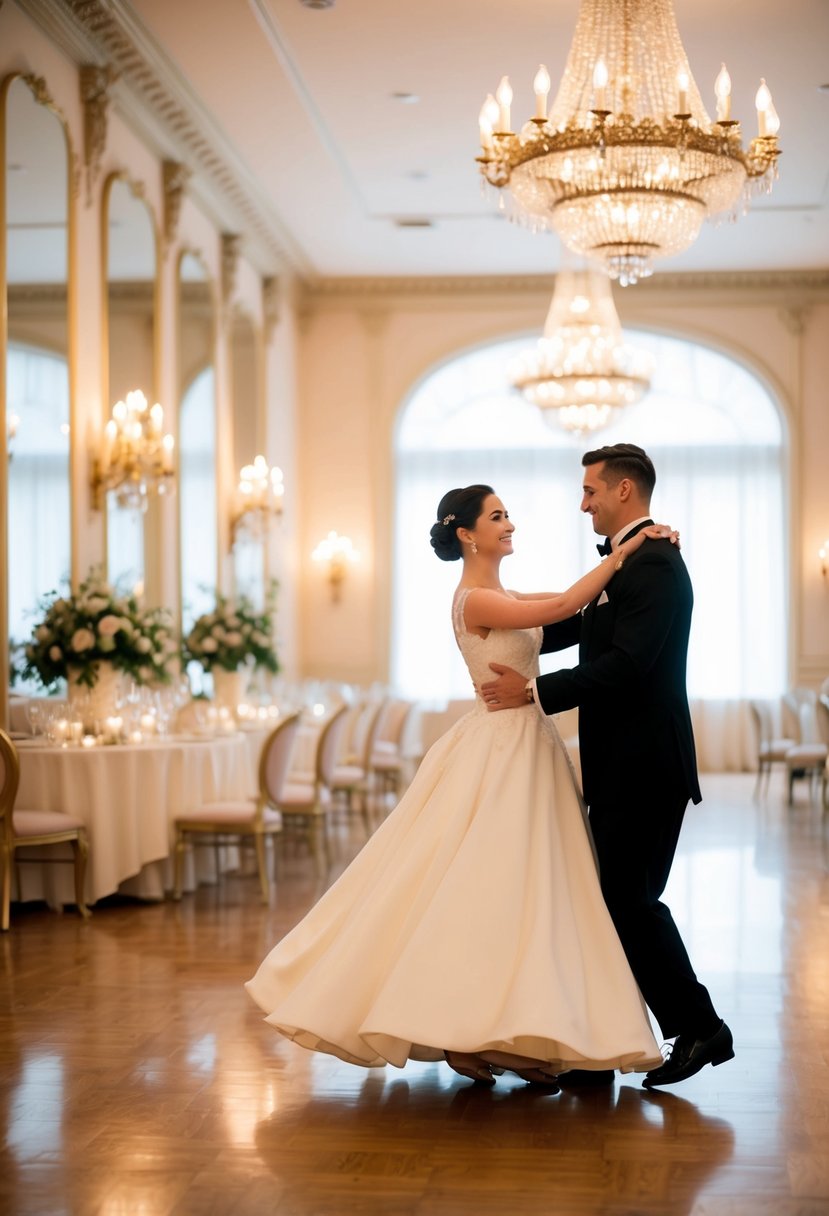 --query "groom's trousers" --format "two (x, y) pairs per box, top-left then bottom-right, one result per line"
(587, 787), (719, 1042)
